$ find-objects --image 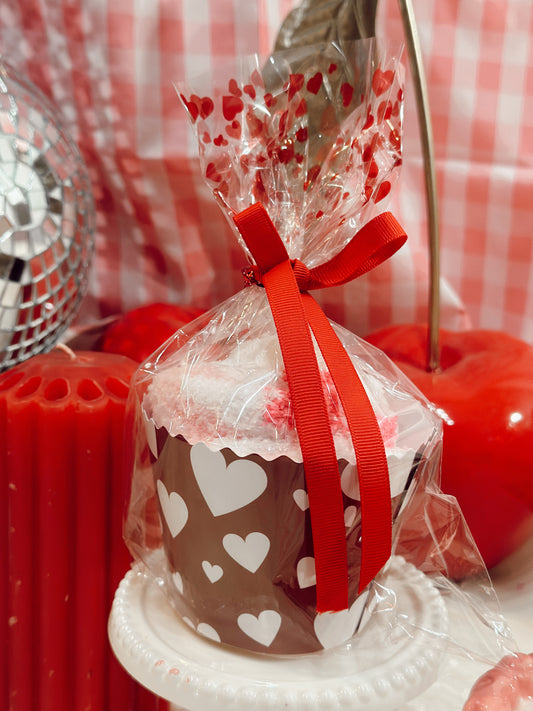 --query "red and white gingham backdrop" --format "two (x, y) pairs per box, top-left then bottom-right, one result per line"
(1, 0), (532, 342)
